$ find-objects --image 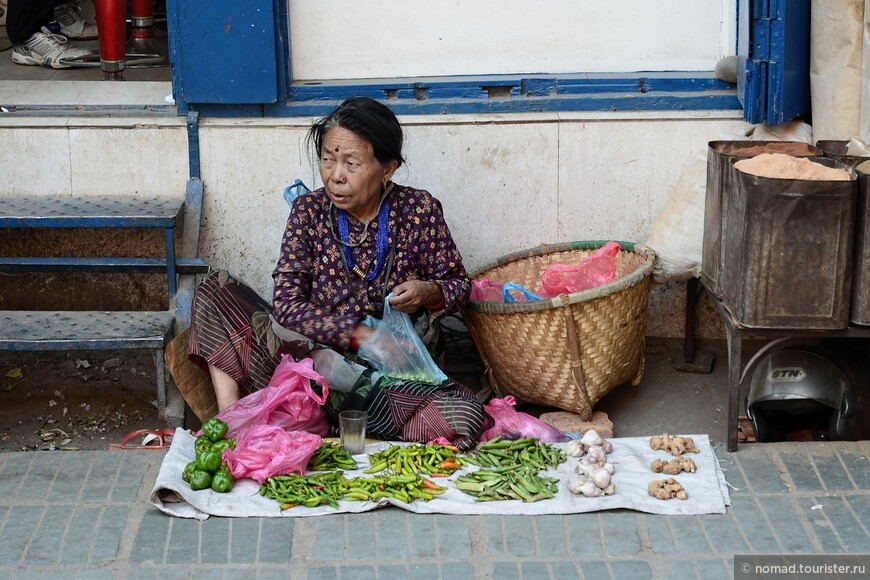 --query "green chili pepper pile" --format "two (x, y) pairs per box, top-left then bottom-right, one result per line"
(260, 472), (350, 509)
(454, 466), (559, 502)
(259, 471), (446, 509)
(307, 441), (359, 472)
(365, 443), (462, 477)
(182, 417), (236, 493)
(344, 473), (446, 503)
